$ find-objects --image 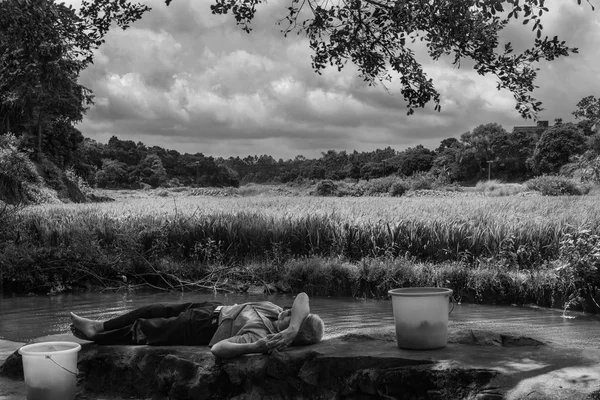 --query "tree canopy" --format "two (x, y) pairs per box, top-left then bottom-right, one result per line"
(64, 0), (593, 120)
(208, 0), (593, 118)
(0, 0), (93, 145)
(529, 122), (587, 174)
(0, 0), (154, 156)
(572, 95), (600, 124)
